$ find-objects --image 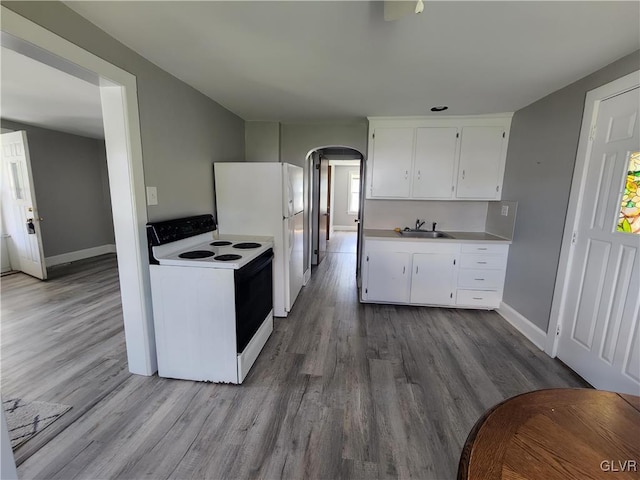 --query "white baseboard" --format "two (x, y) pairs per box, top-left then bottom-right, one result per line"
(333, 225), (357, 231)
(496, 302), (547, 351)
(46, 244), (116, 267)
